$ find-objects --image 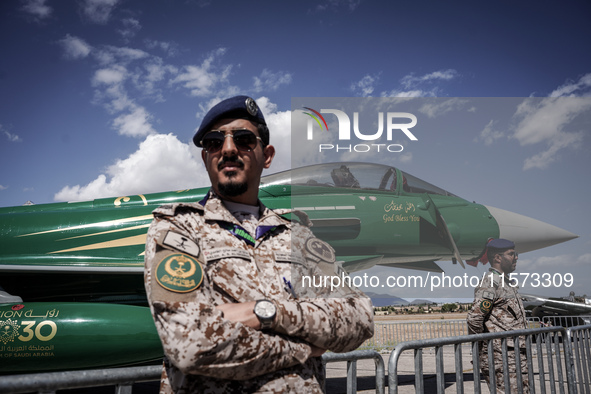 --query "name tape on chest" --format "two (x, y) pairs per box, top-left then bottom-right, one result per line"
(274, 251), (305, 265)
(159, 231), (200, 257)
(203, 247), (251, 262)
(156, 253), (203, 293)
